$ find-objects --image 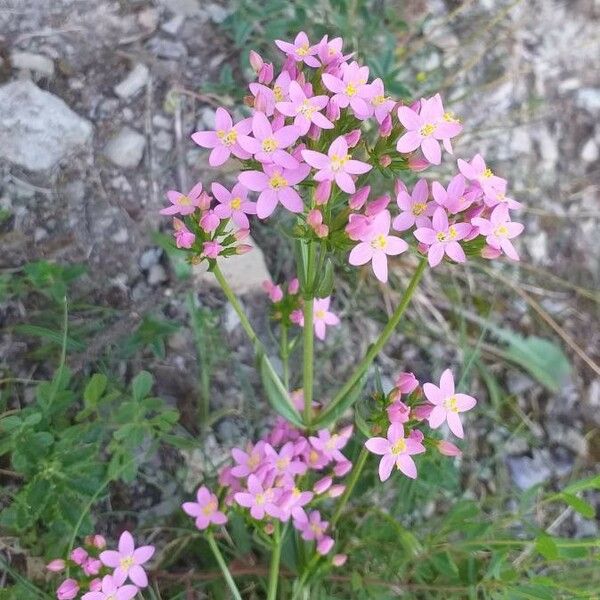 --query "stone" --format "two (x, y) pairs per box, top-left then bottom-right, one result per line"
(111, 228), (129, 244)
(158, 0), (201, 16)
(161, 14), (185, 36)
(146, 38), (187, 60)
(103, 127), (146, 169)
(576, 88), (600, 114)
(200, 106), (216, 129)
(204, 3), (230, 23)
(139, 248), (162, 270)
(137, 8), (160, 32)
(10, 51), (55, 77)
(506, 451), (552, 490)
(148, 264), (168, 286)
(154, 129), (173, 152)
(223, 303), (241, 333)
(0, 80), (92, 171)
(152, 114), (171, 129)
(114, 63), (149, 99)
(581, 138), (599, 164)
